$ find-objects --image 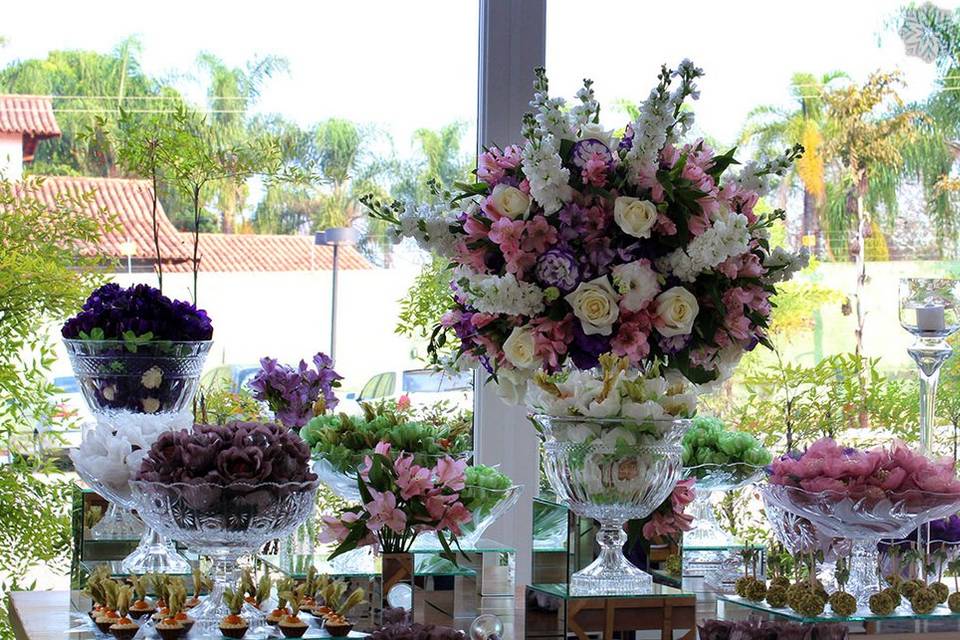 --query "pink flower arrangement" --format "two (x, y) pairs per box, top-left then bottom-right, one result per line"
(768, 437), (960, 498)
(641, 478), (697, 543)
(319, 440), (472, 556)
(367, 62), (807, 396)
